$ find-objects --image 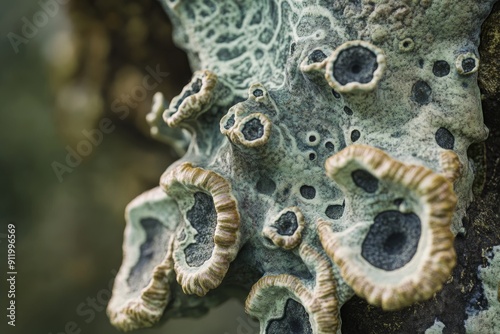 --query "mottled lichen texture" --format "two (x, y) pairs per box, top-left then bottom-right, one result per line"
(107, 0), (498, 333)
(464, 246), (500, 334)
